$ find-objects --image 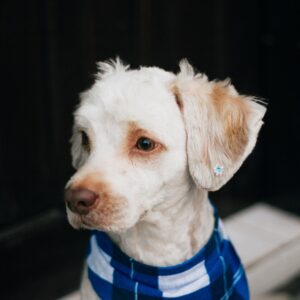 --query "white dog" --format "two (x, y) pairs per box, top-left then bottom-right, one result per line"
(65, 58), (266, 300)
